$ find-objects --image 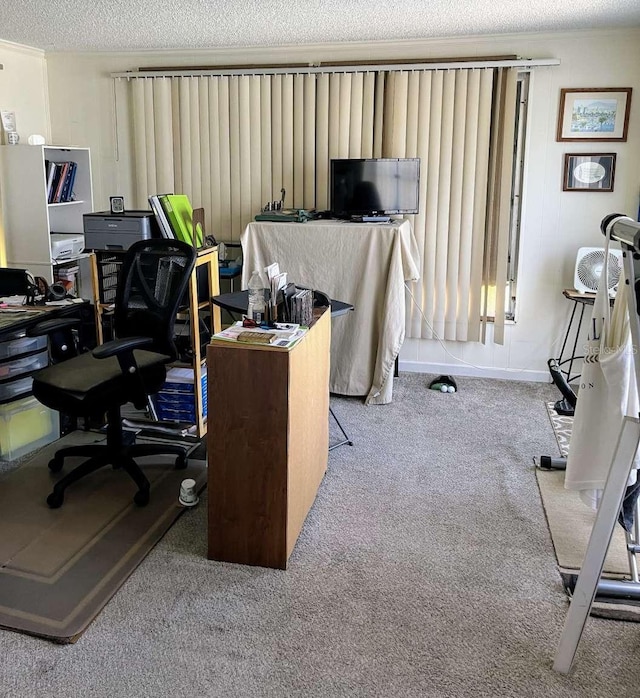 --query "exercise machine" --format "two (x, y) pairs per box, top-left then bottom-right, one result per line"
(538, 359), (577, 471)
(555, 214), (640, 673)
